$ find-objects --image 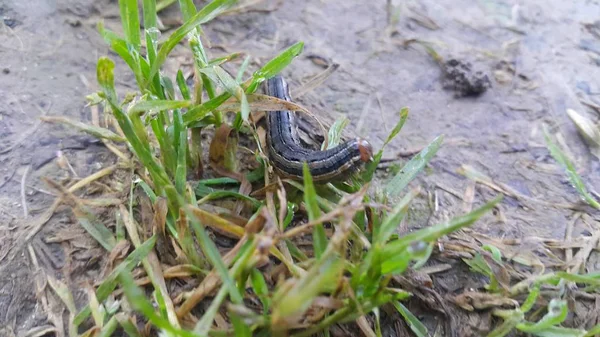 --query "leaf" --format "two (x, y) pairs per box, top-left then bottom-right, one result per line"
(246, 42), (304, 93)
(129, 100), (192, 114)
(73, 206), (117, 251)
(517, 299), (568, 333)
(118, 270), (196, 337)
(41, 116), (125, 142)
(303, 163), (326, 258)
(188, 209), (244, 304)
(393, 302), (428, 337)
(362, 108), (409, 182)
(544, 126), (600, 209)
(148, 0), (238, 83)
(74, 236), (156, 326)
(374, 188), (419, 245)
(209, 123), (239, 173)
(323, 116), (349, 150)
(566, 108), (600, 159)
(382, 196), (502, 260)
(384, 135), (443, 198)
(176, 70), (191, 100)
(119, 0), (141, 50)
